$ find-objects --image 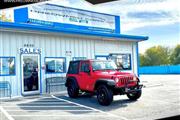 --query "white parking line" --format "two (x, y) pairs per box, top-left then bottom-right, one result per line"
(3, 106), (81, 107)
(1, 95), (129, 120)
(6, 110), (96, 112)
(35, 100), (62, 101)
(11, 115), (117, 117)
(9, 102), (68, 104)
(0, 106), (14, 120)
(0, 97), (56, 105)
(52, 95), (130, 120)
(34, 100), (63, 101)
(51, 95), (106, 113)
